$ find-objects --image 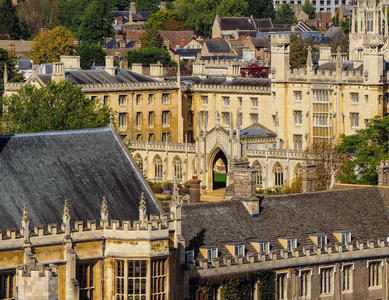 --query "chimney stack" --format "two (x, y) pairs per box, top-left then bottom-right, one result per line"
(132, 63), (143, 74)
(189, 176), (202, 203)
(150, 61), (163, 79)
(301, 164), (317, 193)
(129, 2), (136, 14)
(40, 28), (48, 34)
(377, 162), (389, 186)
(8, 44), (15, 56)
(160, 1), (167, 11)
(105, 56), (116, 76)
